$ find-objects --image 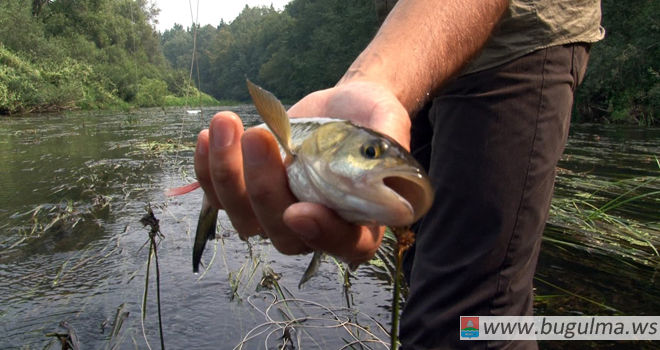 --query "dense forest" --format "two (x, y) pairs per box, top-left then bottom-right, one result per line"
(1, 0), (658, 124)
(0, 0), (215, 114)
(161, 1), (380, 104)
(574, 0), (659, 124)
